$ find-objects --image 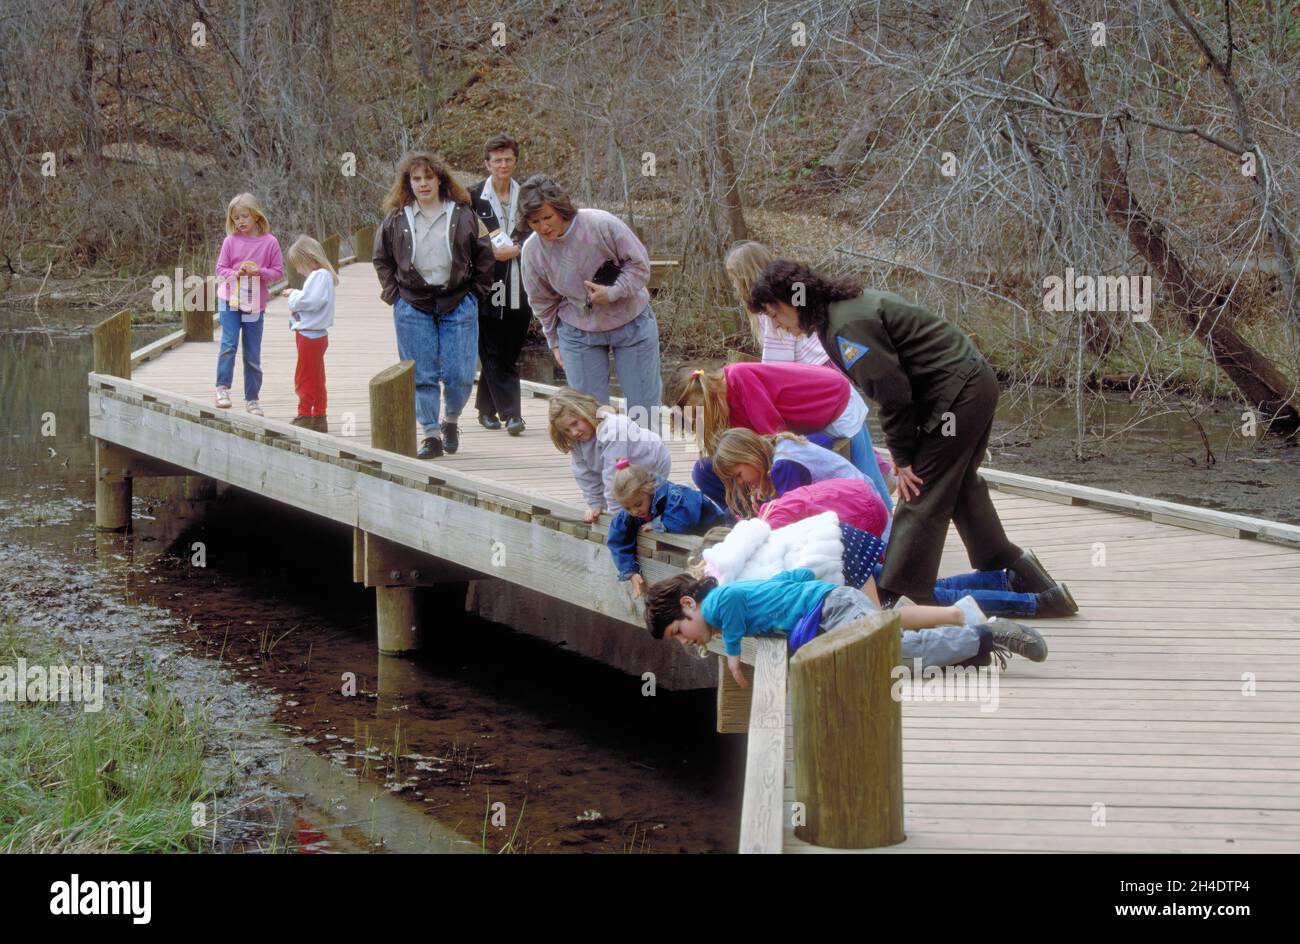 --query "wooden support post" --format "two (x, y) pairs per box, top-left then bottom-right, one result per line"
(790, 609), (905, 849)
(93, 309), (132, 378)
(376, 585), (421, 655)
(716, 655), (754, 734)
(369, 362), (419, 651)
(184, 296), (213, 342)
(352, 528), (365, 583)
(370, 362), (416, 456)
(322, 234), (340, 271)
(354, 224), (375, 265)
(93, 310), (132, 530)
(95, 447), (132, 531)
